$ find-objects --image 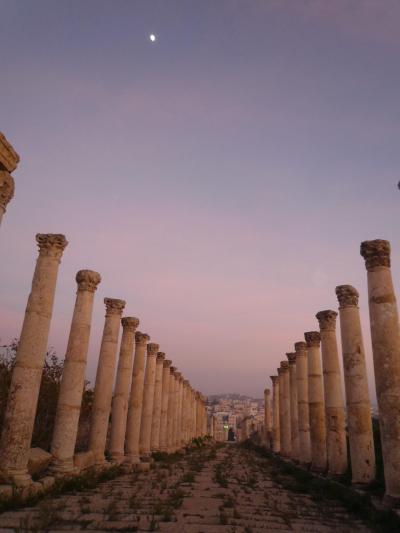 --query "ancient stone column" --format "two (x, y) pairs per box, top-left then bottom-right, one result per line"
(196, 391), (202, 438)
(109, 317), (140, 462)
(159, 359), (171, 451)
(305, 331), (327, 472)
(173, 372), (182, 449)
(360, 240), (400, 504)
(270, 375), (280, 453)
(279, 361), (291, 457)
(0, 234), (68, 485)
(125, 332), (150, 463)
(286, 353), (299, 460)
(51, 270), (101, 473)
(294, 341), (312, 464)
(139, 342), (159, 458)
(88, 298), (125, 463)
(316, 310), (348, 476)
(181, 380), (189, 444)
(263, 388), (272, 448)
(166, 366), (177, 452)
(150, 352), (165, 451)
(335, 285), (375, 485)
(0, 132), (19, 226)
